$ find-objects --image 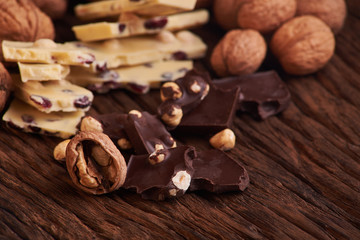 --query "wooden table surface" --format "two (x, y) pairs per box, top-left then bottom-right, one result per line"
(1, 1), (359, 239)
